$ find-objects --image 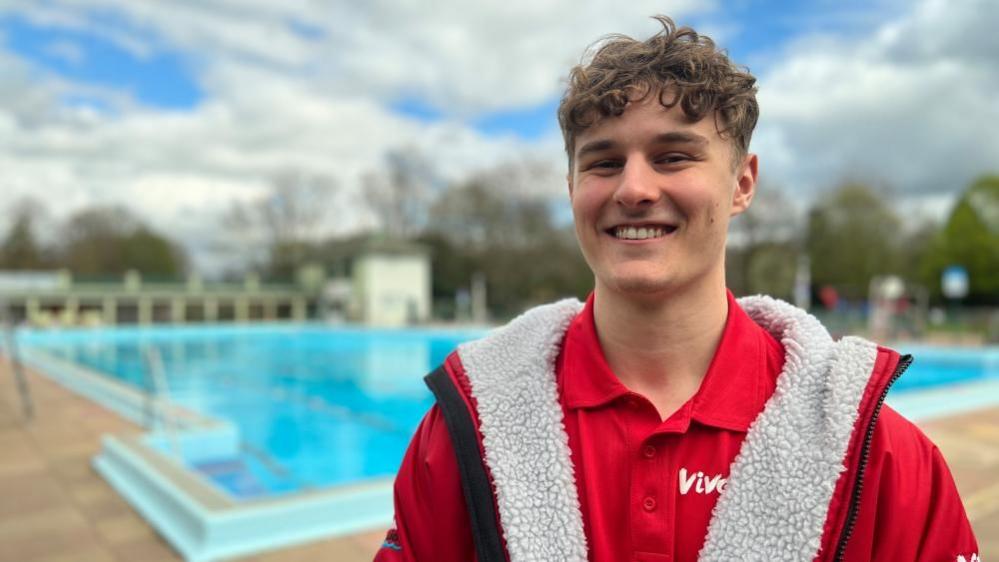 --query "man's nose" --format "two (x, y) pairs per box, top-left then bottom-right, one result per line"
(614, 158), (661, 208)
